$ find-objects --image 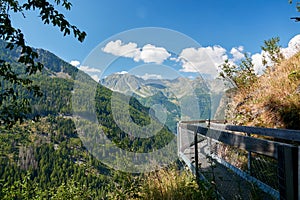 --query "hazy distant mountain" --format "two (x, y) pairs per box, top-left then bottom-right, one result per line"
(101, 73), (145, 94)
(102, 73), (228, 130)
(101, 73), (213, 98)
